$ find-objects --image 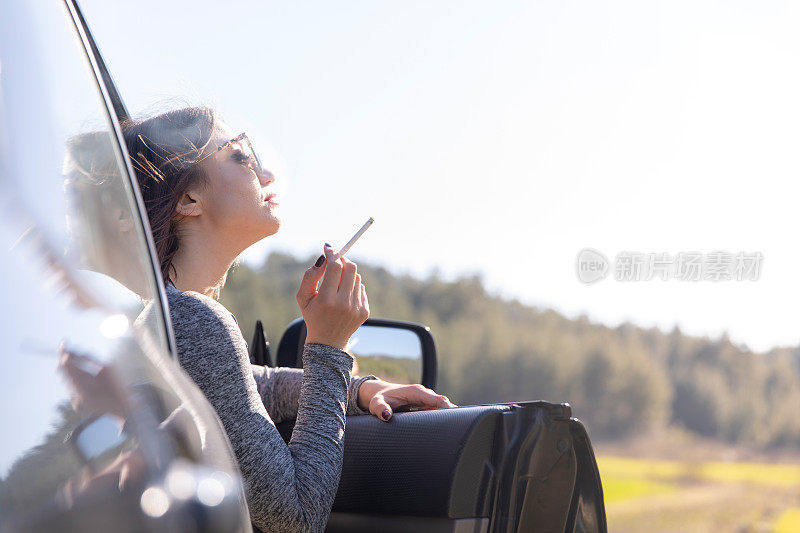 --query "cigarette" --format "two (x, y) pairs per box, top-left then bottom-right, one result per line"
(334, 217), (374, 260)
